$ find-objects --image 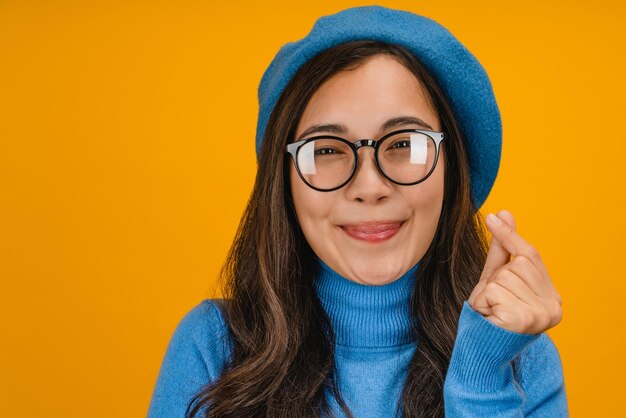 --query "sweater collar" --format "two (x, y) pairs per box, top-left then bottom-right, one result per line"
(313, 259), (420, 348)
